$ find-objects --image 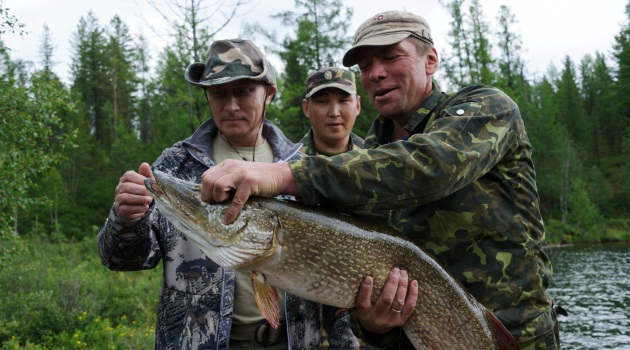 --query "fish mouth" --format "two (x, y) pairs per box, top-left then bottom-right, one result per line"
(145, 178), (164, 197)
